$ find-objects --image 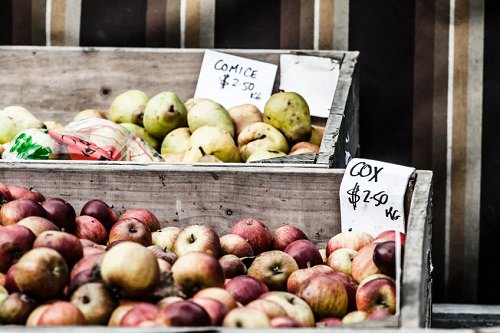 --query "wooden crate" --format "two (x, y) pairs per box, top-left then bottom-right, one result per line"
(0, 46), (358, 168)
(0, 161), (432, 328)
